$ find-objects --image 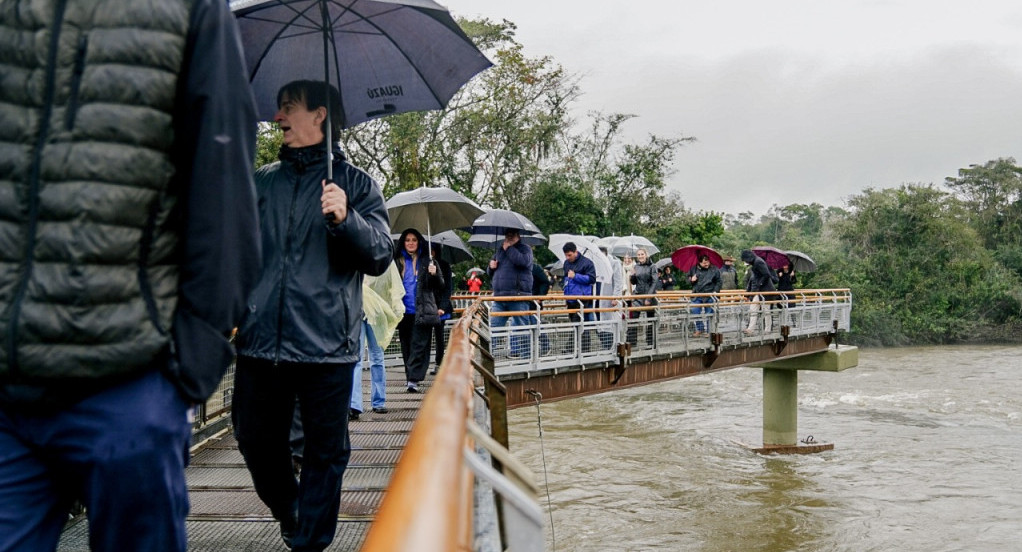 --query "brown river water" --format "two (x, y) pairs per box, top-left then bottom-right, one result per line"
(506, 345), (1022, 551)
